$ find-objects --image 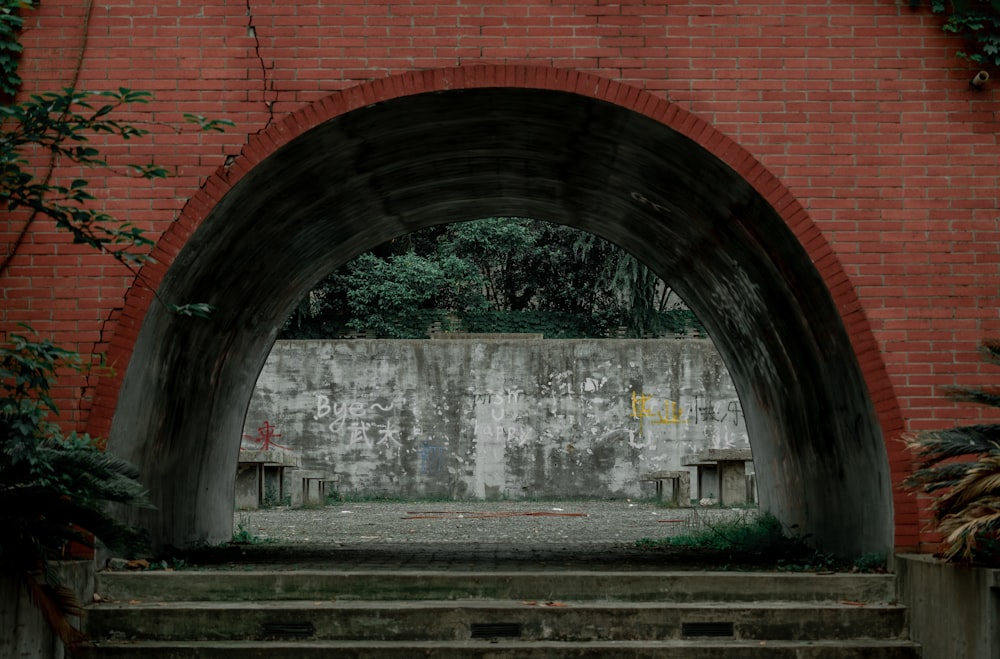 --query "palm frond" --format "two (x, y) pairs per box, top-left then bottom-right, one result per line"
(978, 339), (1000, 367)
(943, 386), (1000, 409)
(21, 572), (86, 652)
(939, 500), (1000, 562)
(932, 460), (1000, 522)
(0, 484), (150, 558)
(904, 427), (1000, 467)
(904, 461), (980, 491)
(41, 441), (142, 482)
